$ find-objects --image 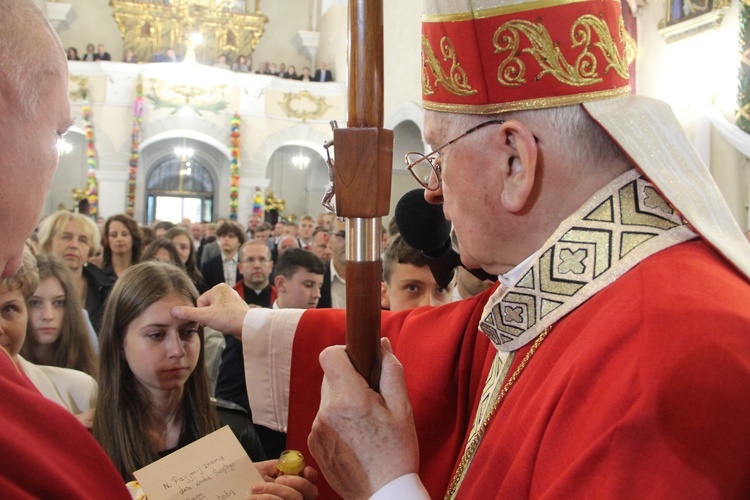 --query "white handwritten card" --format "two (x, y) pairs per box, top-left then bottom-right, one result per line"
(133, 425), (264, 500)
